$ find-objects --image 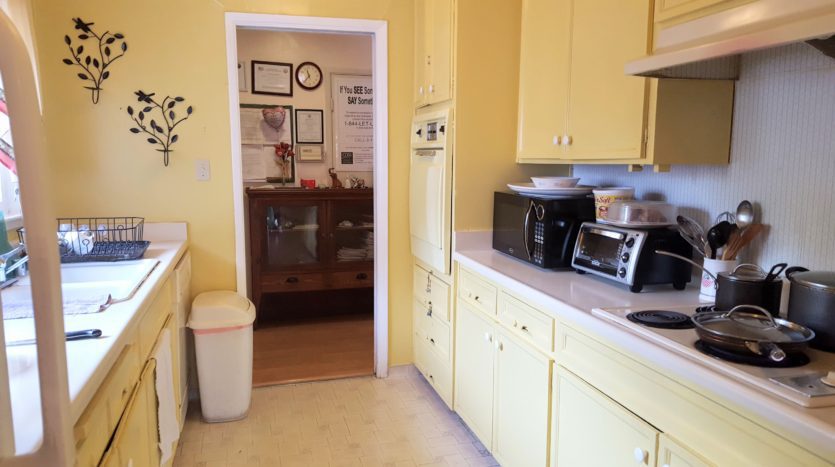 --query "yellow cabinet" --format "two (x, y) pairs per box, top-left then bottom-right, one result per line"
(516, 0), (571, 158)
(553, 367), (659, 467)
(658, 434), (715, 467)
(654, 0), (755, 29)
(100, 360), (160, 467)
(492, 329), (552, 467)
(414, 0), (454, 108)
(453, 300), (496, 446)
(516, 0), (734, 168)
